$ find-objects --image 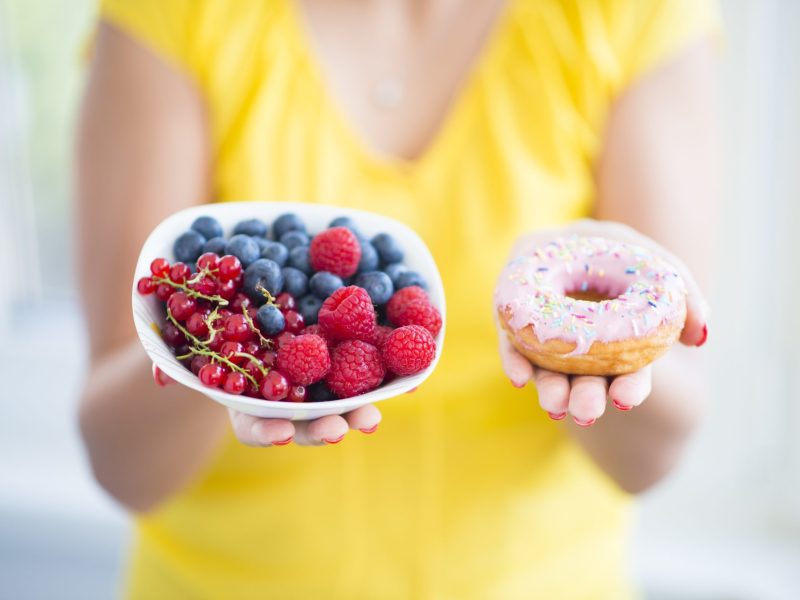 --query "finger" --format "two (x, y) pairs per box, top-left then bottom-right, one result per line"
(532, 368), (570, 419)
(293, 415), (350, 446)
(229, 410), (295, 447)
(343, 404), (382, 434)
(608, 365), (652, 410)
(152, 364), (174, 387)
(568, 376), (608, 426)
(497, 330), (534, 388)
